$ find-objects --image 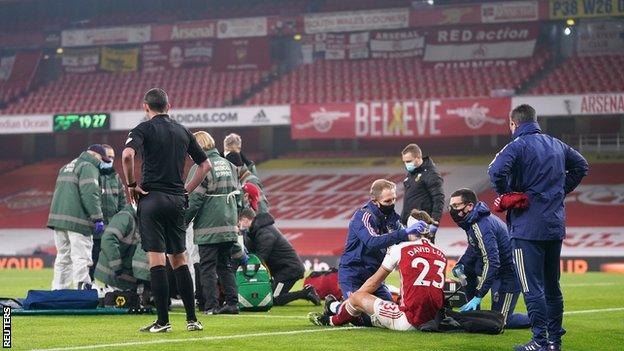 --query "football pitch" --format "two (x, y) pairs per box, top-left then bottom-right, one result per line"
(2, 269), (624, 351)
